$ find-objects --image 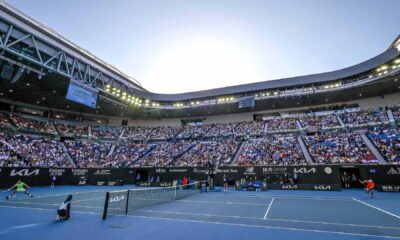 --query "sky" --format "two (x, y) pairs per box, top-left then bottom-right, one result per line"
(6, 0), (400, 94)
